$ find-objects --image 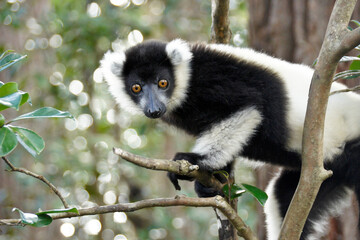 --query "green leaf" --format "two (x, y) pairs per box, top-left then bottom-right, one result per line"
(0, 50), (14, 60)
(0, 81), (4, 87)
(213, 170), (230, 179)
(350, 59), (360, 71)
(351, 20), (360, 27)
(33, 214), (53, 227)
(0, 114), (4, 127)
(0, 126), (18, 156)
(12, 208), (52, 227)
(9, 126), (45, 157)
(241, 183), (268, 206)
(222, 184), (246, 200)
(0, 53), (27, 72)
(0, 82), (31, 111)
(37, 207), (79, 215)
(9, 107), (74, 123)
